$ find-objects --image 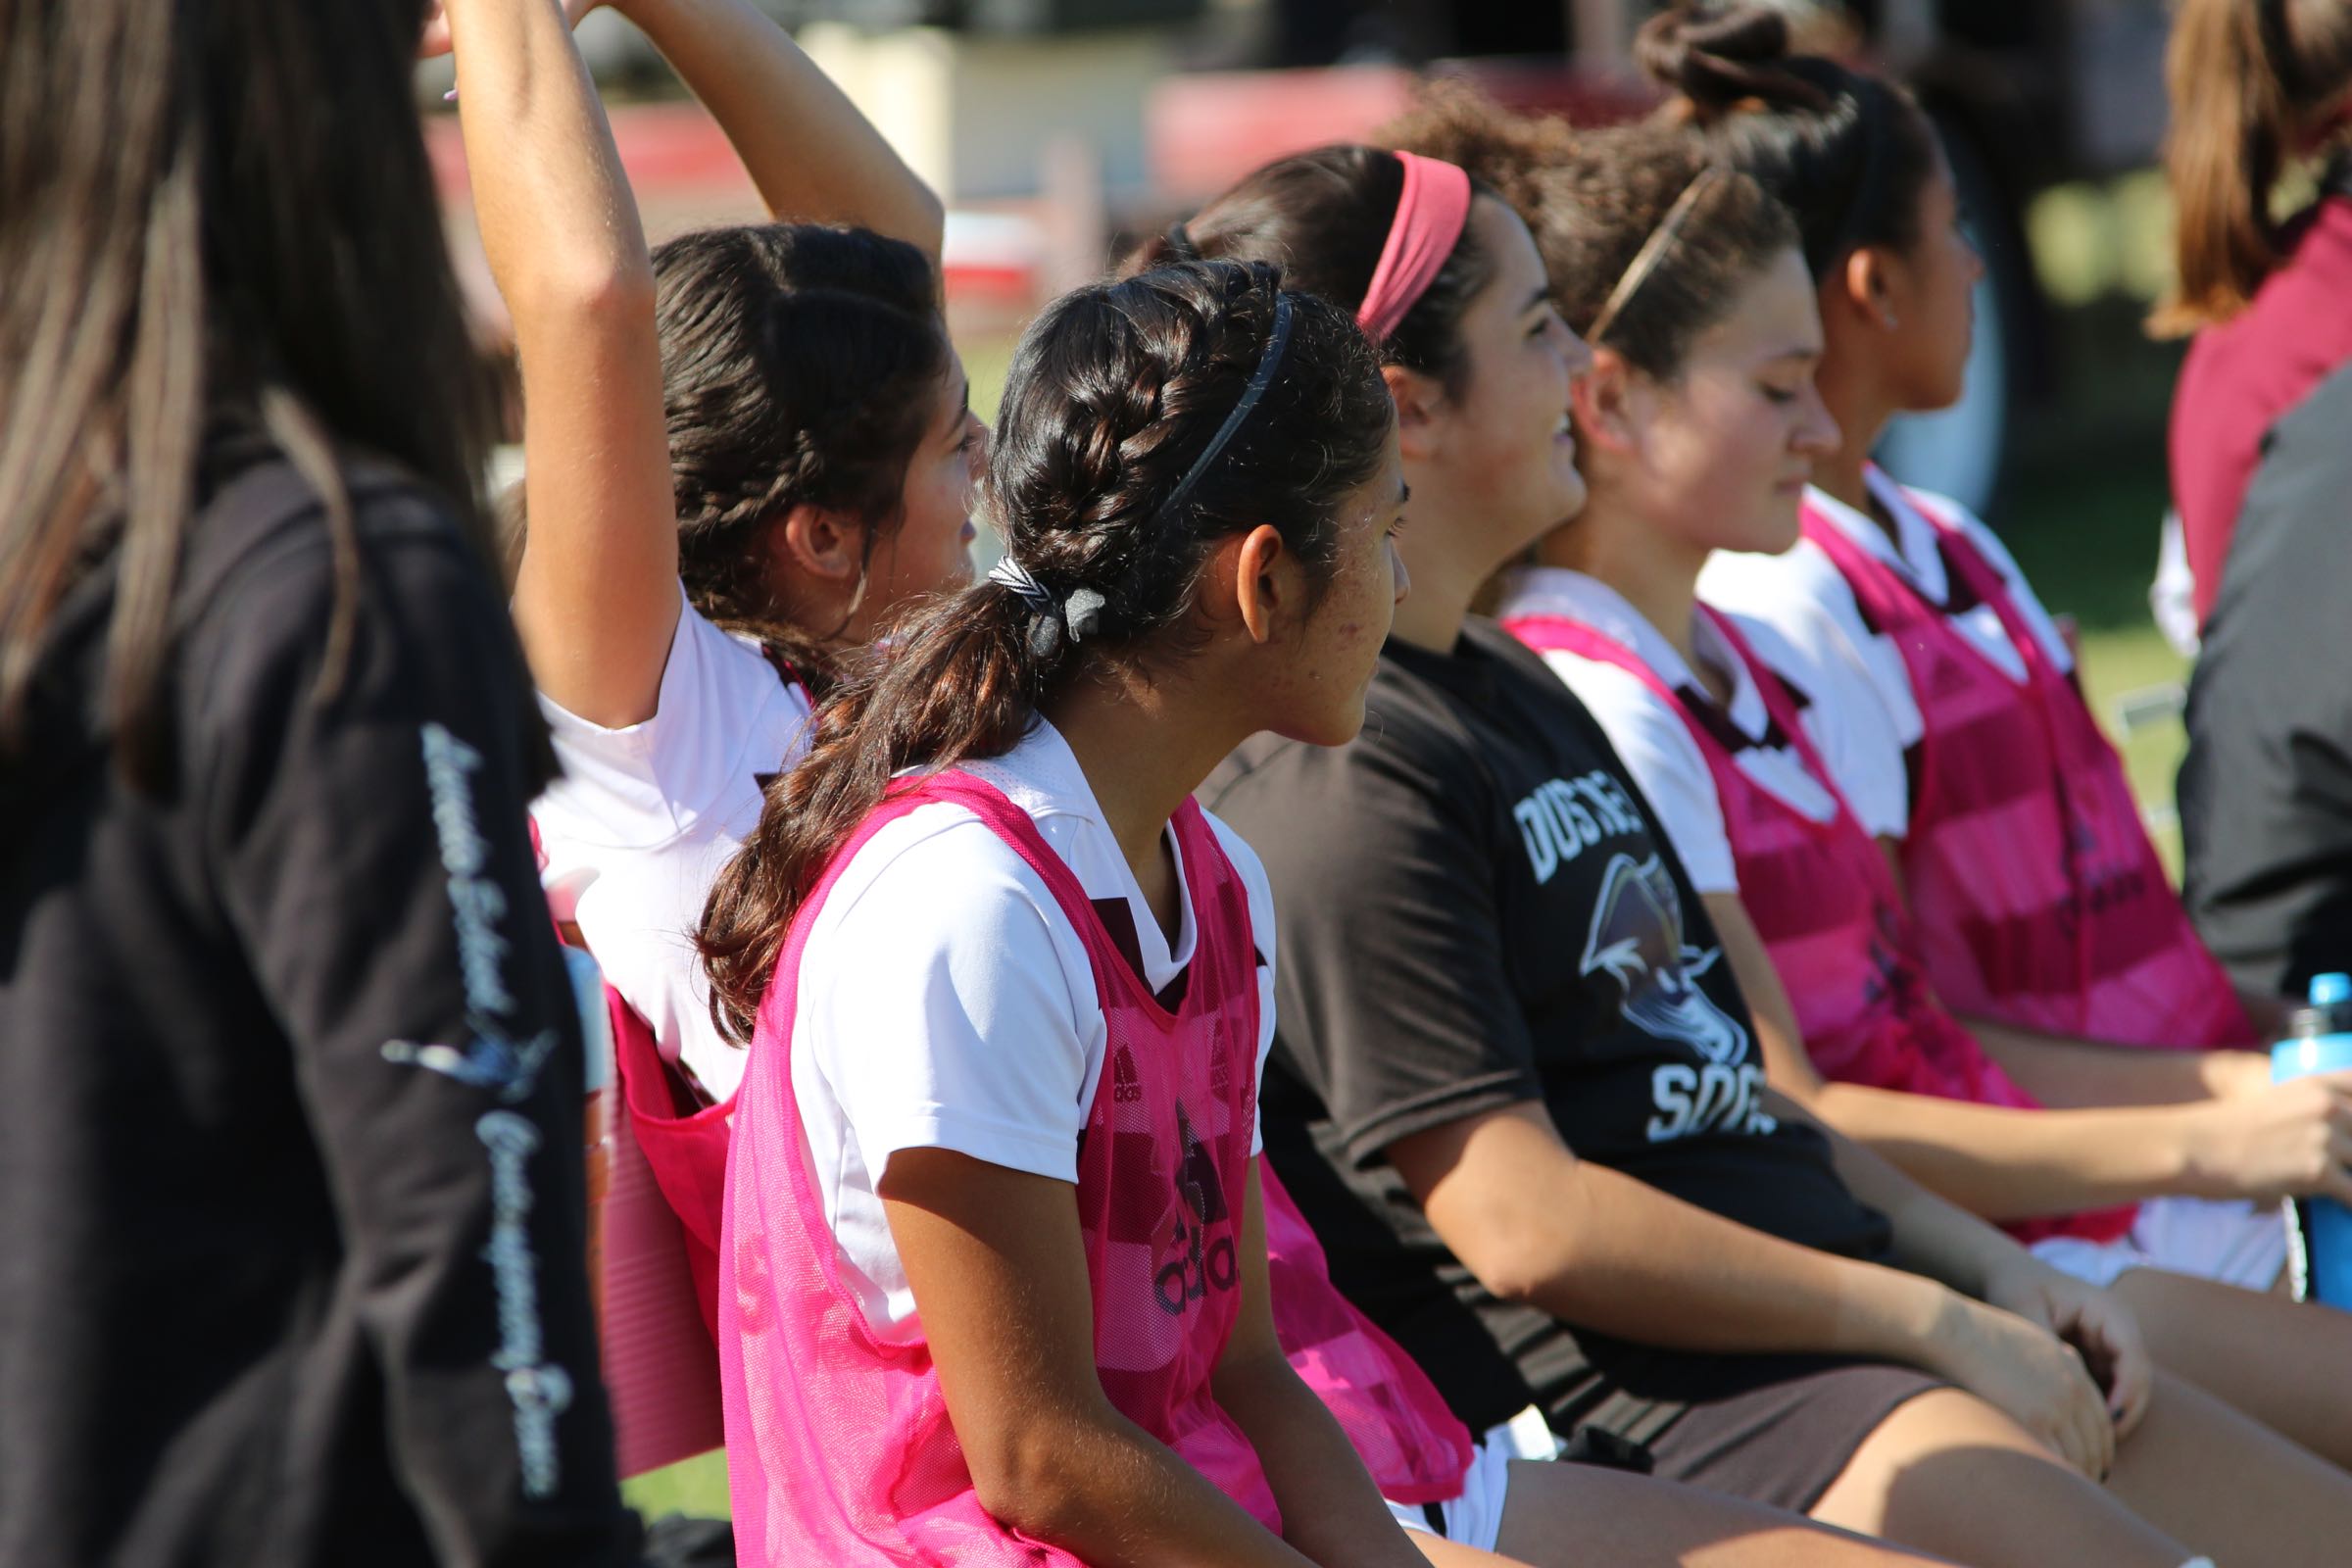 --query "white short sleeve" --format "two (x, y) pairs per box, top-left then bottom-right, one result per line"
(529, 588), (812, 1098)
(799, 809), (1099, 1190)
(1535, 652), (1739, 894)
(533, 587), (805, 858)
